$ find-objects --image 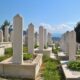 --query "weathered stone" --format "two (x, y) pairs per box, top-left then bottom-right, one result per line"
(12, 14), (23, 64)
(39, 26), (44, 51)
(48, 32), (53, 45)
(68, 31), (76, 61)
(4, 26), (9, 42)
(28, 23), (34, 54)
(44, 29), (47, 48)
(0, 30), (3, 42)
(35, 32), (39, 46)
(10, 31), (13, 42)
